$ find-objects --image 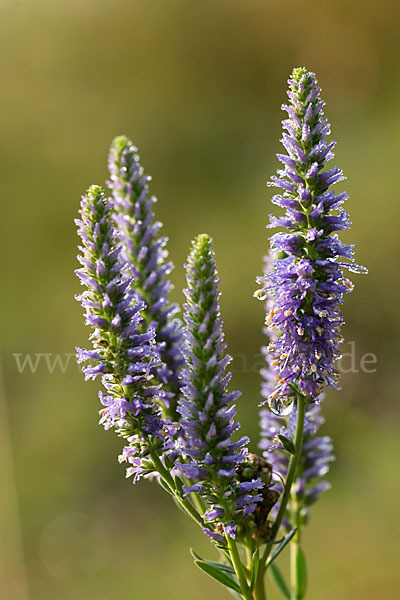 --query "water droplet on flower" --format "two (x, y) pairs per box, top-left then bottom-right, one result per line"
(268, 395), (294, 416)
(254, 289), (267, 301)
